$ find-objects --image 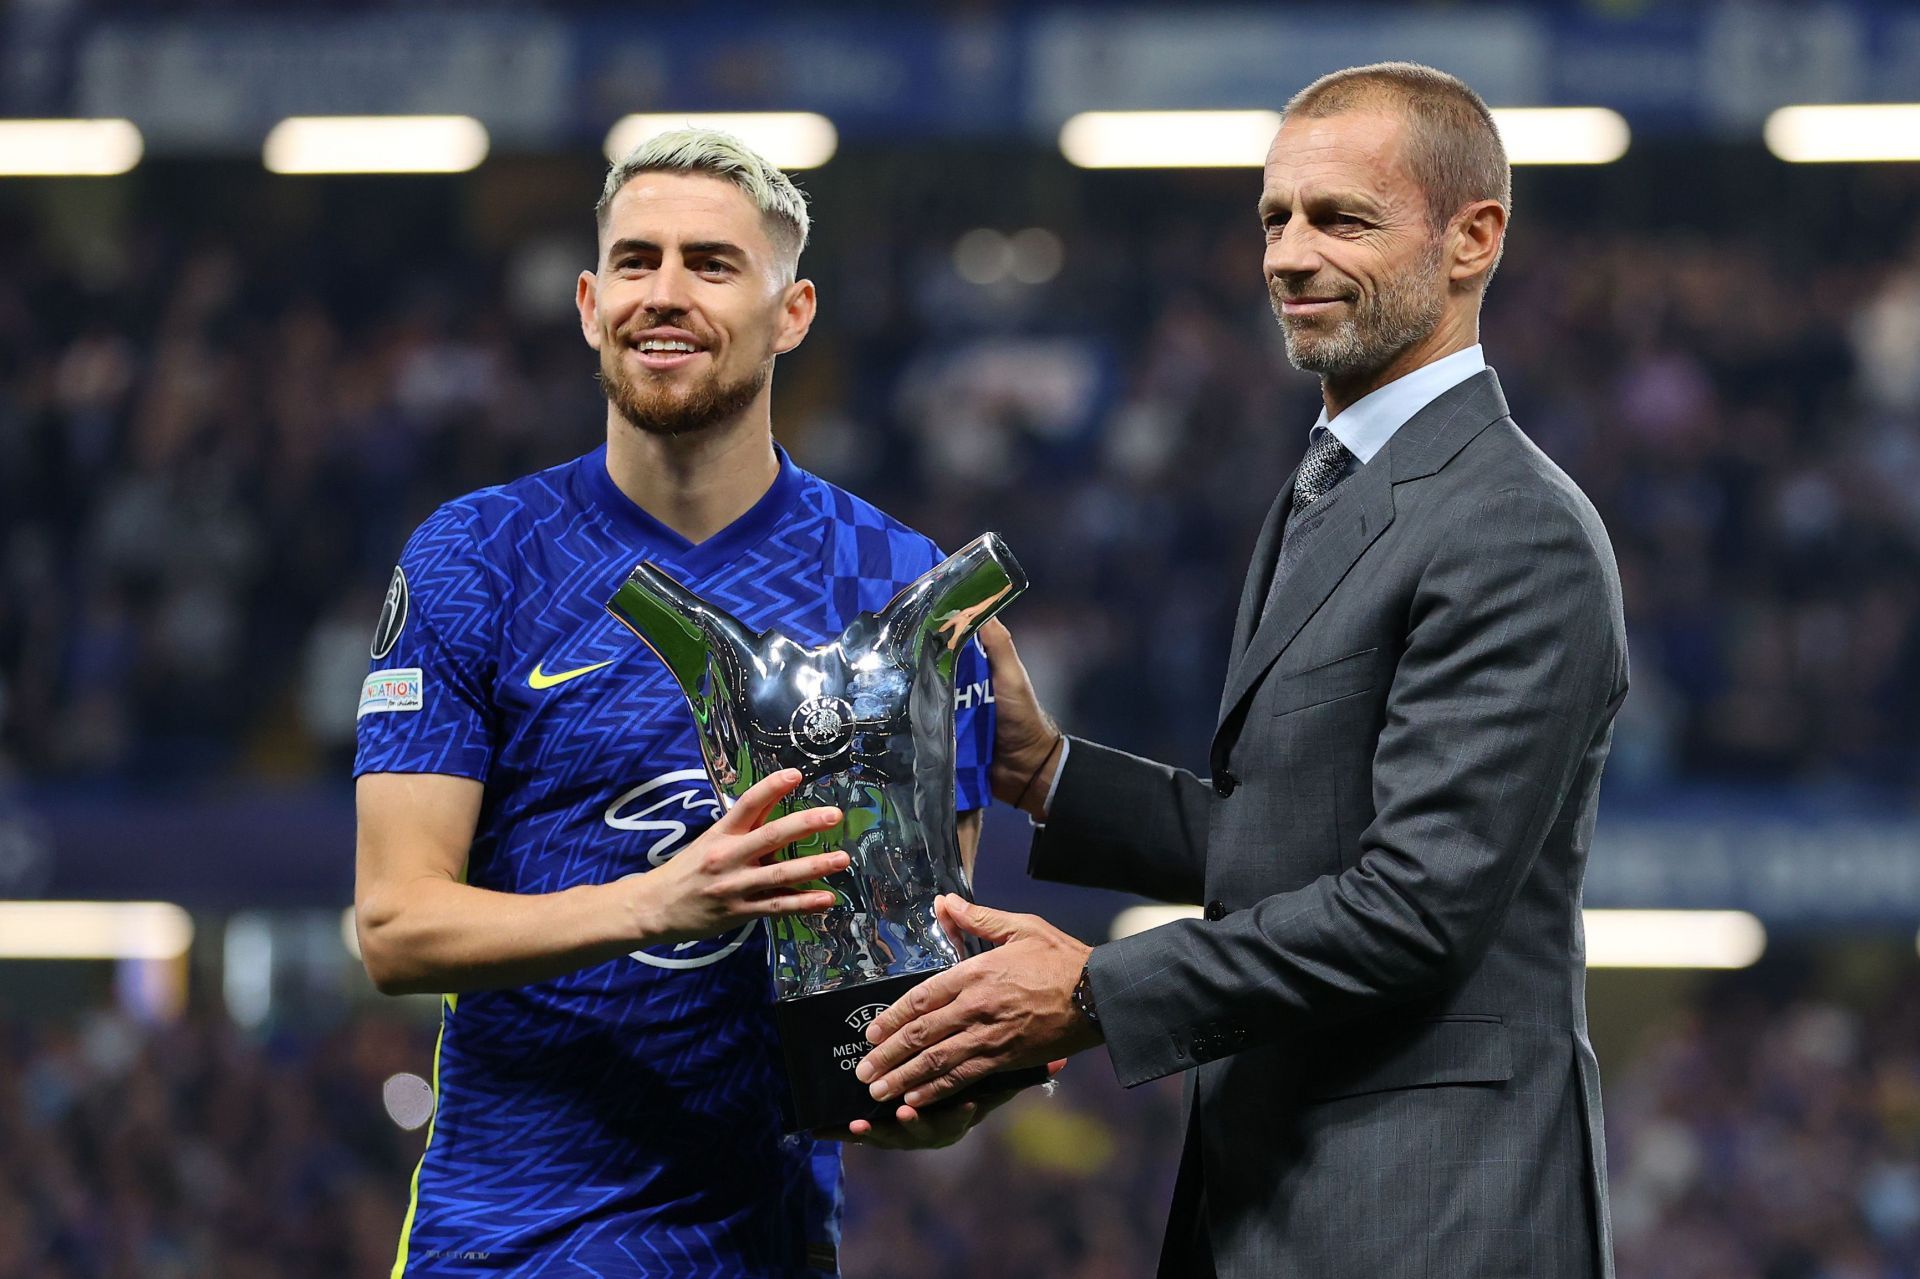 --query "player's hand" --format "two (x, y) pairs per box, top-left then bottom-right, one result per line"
(813, 1061), (1064, 1150)
(628, 769), (848, 947)
(977, 621), (1063, 817)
